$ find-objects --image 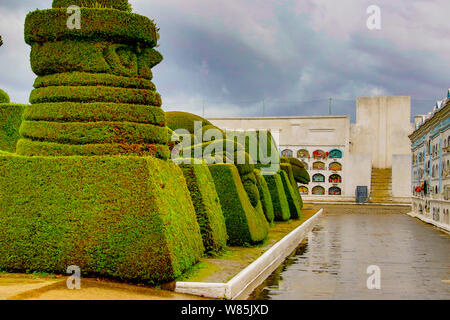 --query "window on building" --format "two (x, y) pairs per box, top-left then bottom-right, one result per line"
(297, 149), (310, 159)
(329, 174), (342, 183)
(298, 186), (309, 195)
(313, 161), (325, 170)
(329, 162), (342, 171)
(328, 187), (342, 195)
(312, 186), (325, 195)
(312, 174), (325, 182)
(281, 149), (293, 157)
(328, 149), (343, 159)
(312, 150), (327, 160)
